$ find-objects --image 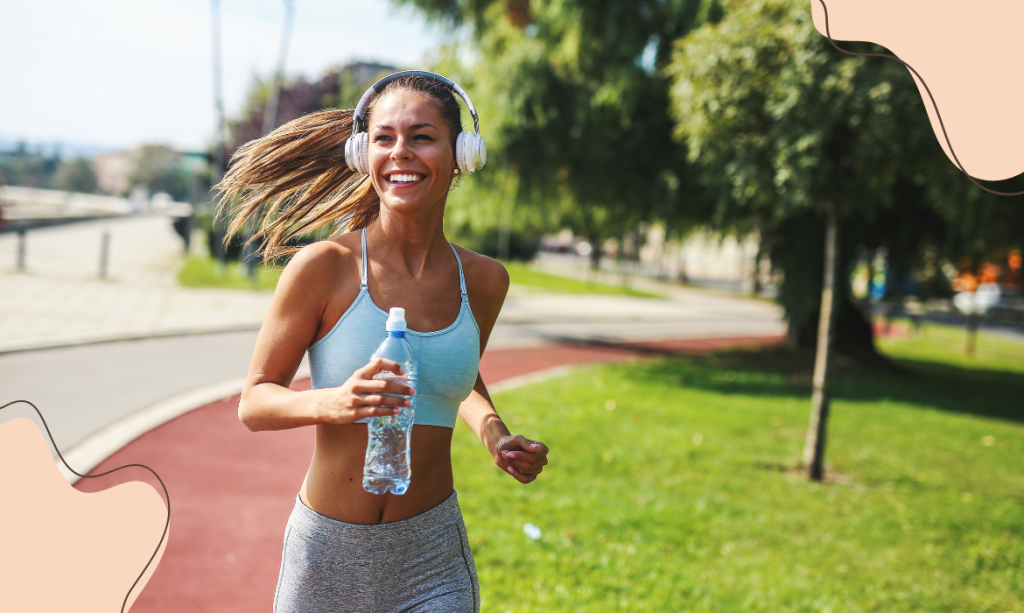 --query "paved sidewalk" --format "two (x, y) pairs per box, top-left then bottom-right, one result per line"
(74, 335), (781, 613)
(0, 216), (272, 352)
